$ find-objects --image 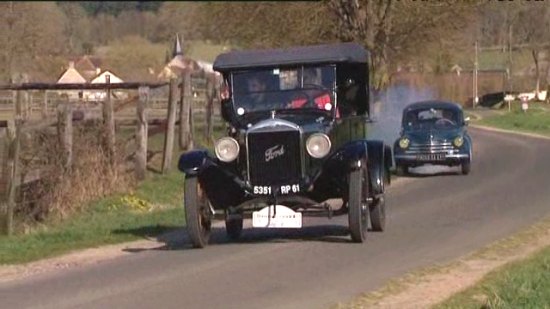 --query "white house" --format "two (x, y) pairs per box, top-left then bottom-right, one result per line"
(83, 70), (127, 101)
(56, 62), (87, 100)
